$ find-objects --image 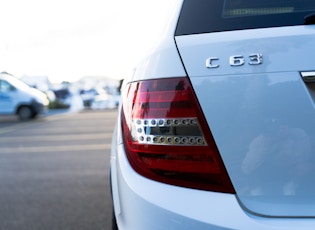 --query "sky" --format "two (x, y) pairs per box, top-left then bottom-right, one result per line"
(0, 0), (178, 83)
